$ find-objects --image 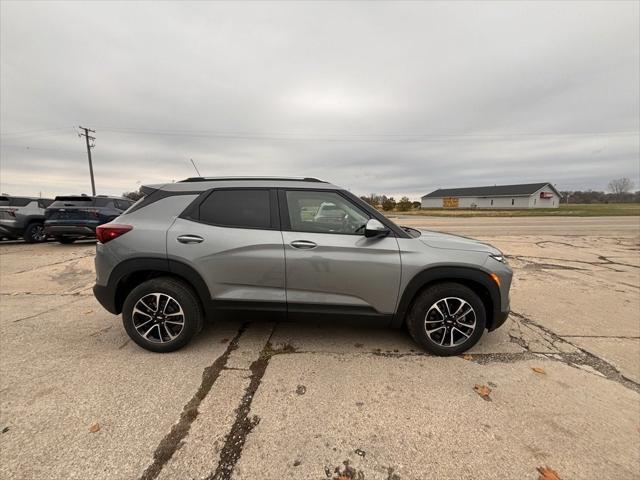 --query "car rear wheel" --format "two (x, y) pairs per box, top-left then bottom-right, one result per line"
(24, 223), (47, 243)
(406, 282), (486, 356)
(122, 277), (202, 353)
(55, 236), (76, 244)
